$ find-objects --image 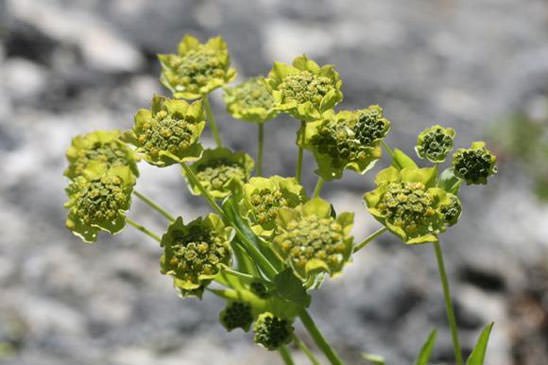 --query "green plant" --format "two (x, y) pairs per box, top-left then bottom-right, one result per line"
(63, 34), (498, 364)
